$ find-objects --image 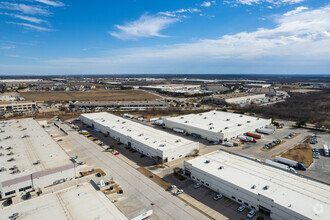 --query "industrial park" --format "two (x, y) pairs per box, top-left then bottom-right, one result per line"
(0, 75), (329, 220)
